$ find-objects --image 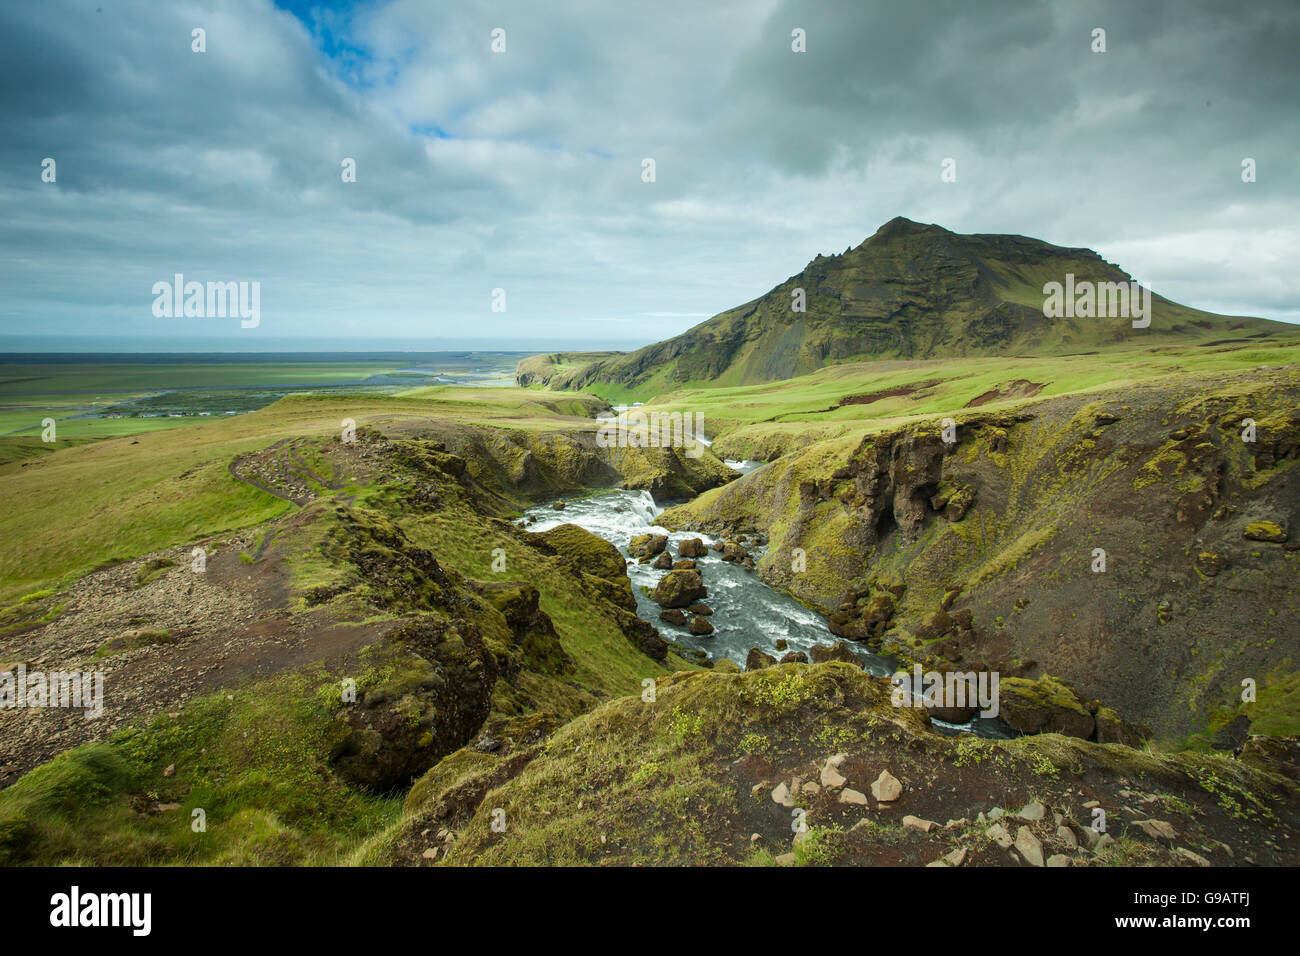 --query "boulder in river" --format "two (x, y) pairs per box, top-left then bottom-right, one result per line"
(628, 533), (668, 559)
(687, 602), (712, 616)
(677, 537), (708, 558)
(659, 609), (687, 626)
(779, 651), (808, 664)
(688, 616), (715, 636)
(672, 559), (698, 570)
(651, 569), (707, 608)
(746, 647), (777, 671)
(651, 551), (673, 570)
(809, 641), (861, 665)
(720, 542), (749, 563)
